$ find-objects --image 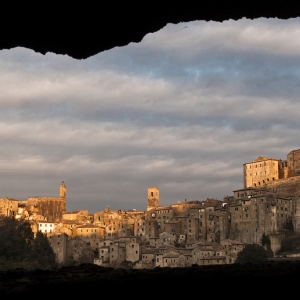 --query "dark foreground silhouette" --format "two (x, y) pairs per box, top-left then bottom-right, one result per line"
(0, 261), (299, 296)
